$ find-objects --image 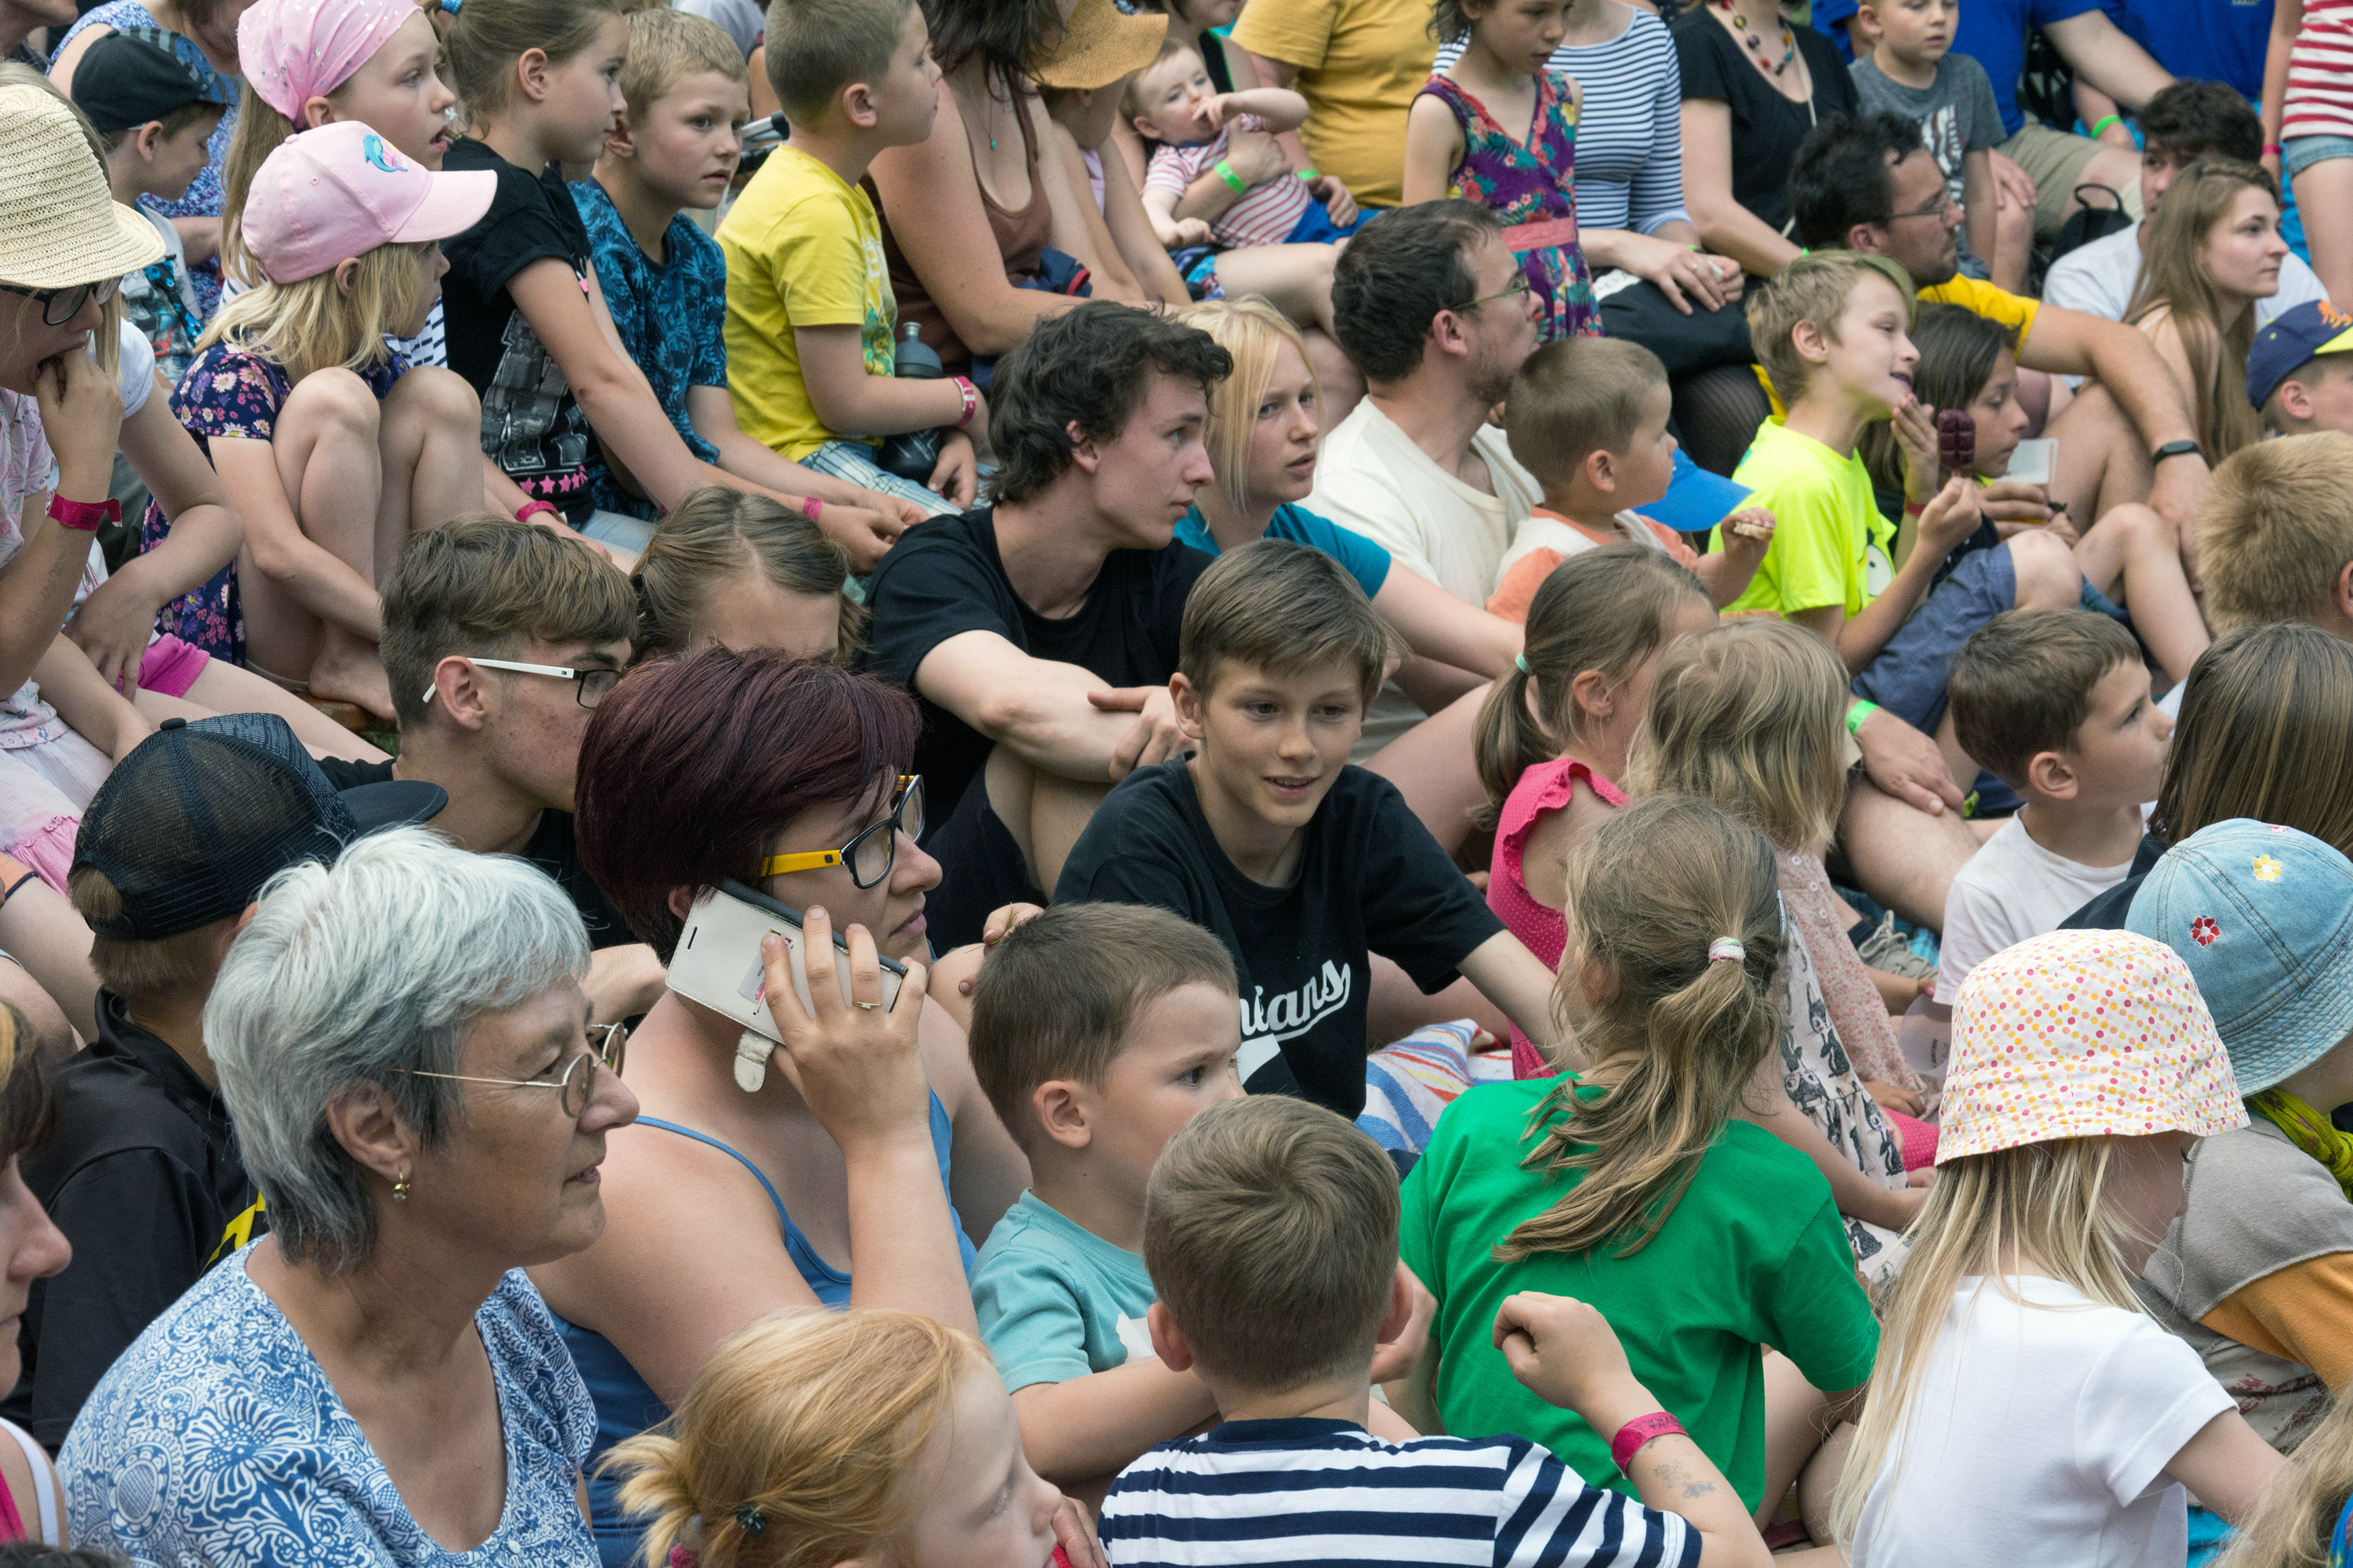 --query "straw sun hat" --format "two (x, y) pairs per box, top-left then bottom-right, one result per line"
(0, 83), (167, 290)
(1032, 0), (1168, 91)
